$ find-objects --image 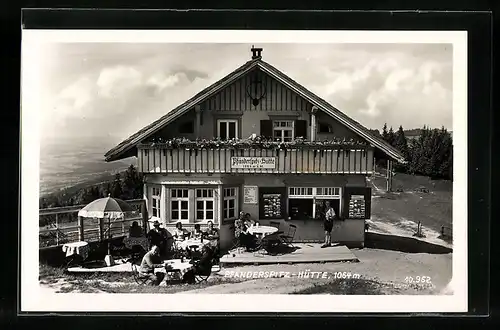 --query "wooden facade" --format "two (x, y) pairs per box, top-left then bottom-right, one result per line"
(137, 145), (374, 175)
(200, 69), (312, 112)
(100, 49), (407, 248)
